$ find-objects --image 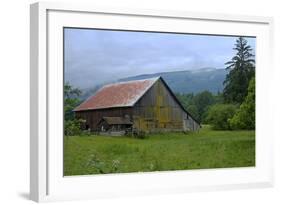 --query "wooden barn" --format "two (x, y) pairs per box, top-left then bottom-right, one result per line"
(74, 77), (200, 134)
